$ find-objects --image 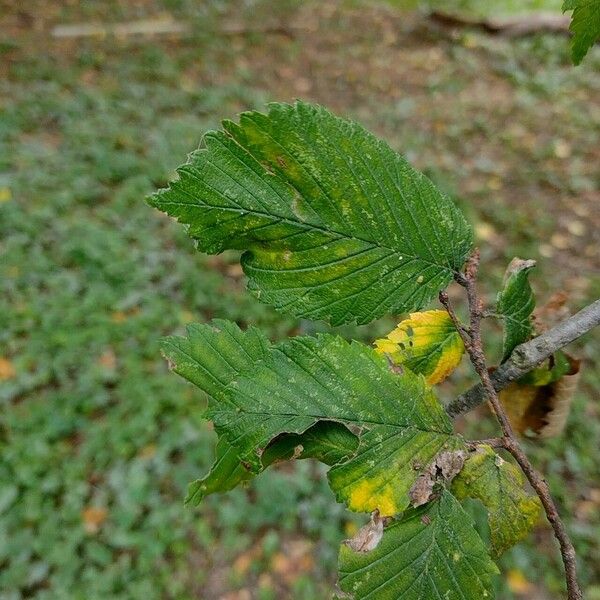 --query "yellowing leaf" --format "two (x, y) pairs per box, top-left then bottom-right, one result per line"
(374, 309), (464, 384)
(451, 445), (541, 557)
(167, 324), (463, 516)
